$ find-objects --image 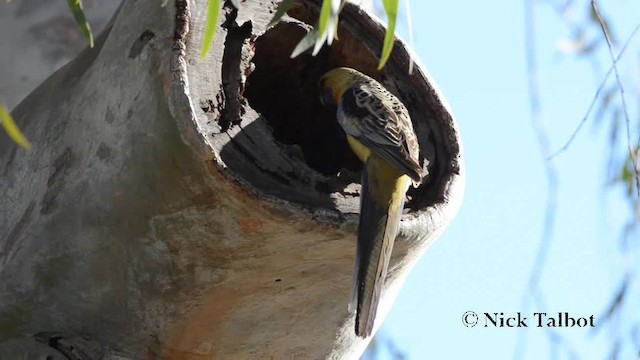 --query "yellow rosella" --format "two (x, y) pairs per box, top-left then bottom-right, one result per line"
(319, 67), (423, 337)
